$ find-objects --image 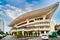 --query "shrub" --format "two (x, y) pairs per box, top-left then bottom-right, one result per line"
(16, 31), (22, 37)
(49, 32), (57, 38)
